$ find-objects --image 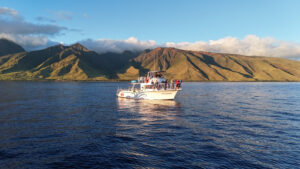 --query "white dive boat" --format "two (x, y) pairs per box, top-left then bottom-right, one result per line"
(117, 71), (182, 100)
